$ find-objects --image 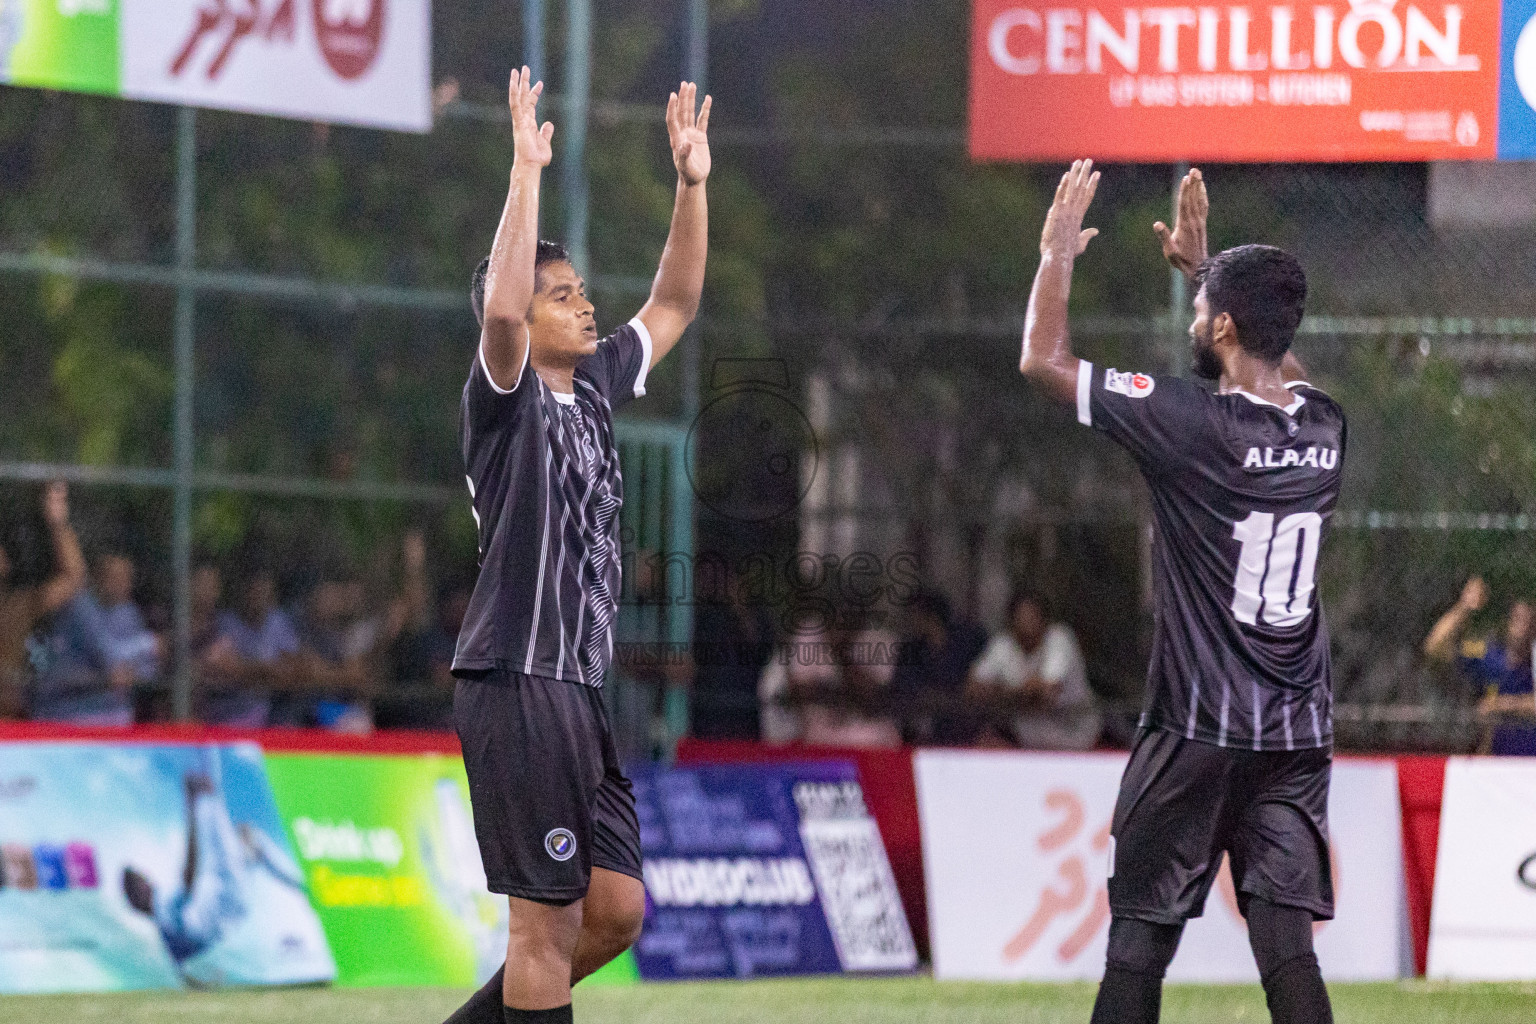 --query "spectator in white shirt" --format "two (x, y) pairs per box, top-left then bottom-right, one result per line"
(967, 589), (1101, 750)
